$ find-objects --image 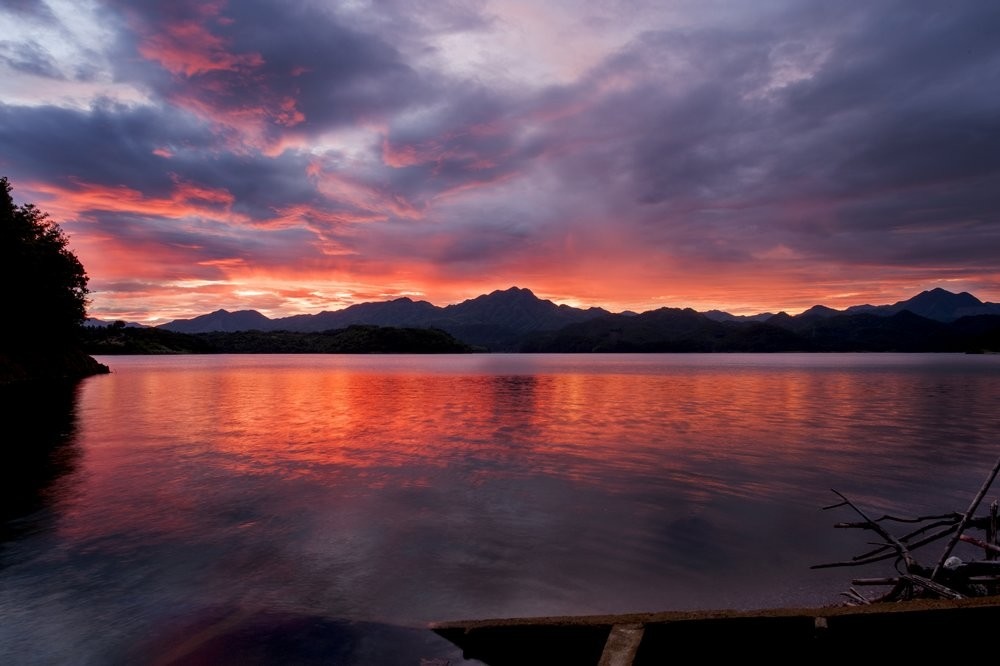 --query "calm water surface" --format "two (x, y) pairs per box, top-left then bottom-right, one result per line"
(2, 353), (999, 664)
